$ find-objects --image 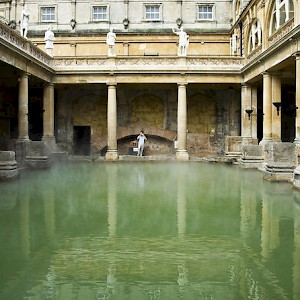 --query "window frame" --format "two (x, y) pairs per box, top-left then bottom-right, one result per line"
(143, 3), (162, 22)
(40, 6), (56, 23)
(196, 4), (215, 21)
(92, 5), (109, 22)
